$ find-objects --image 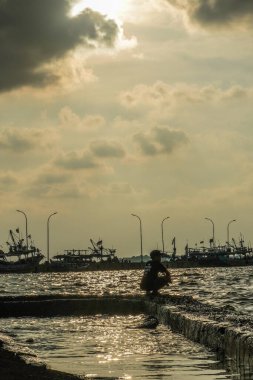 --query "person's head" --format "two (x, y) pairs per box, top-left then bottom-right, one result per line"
(150, 250), (162, 262)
